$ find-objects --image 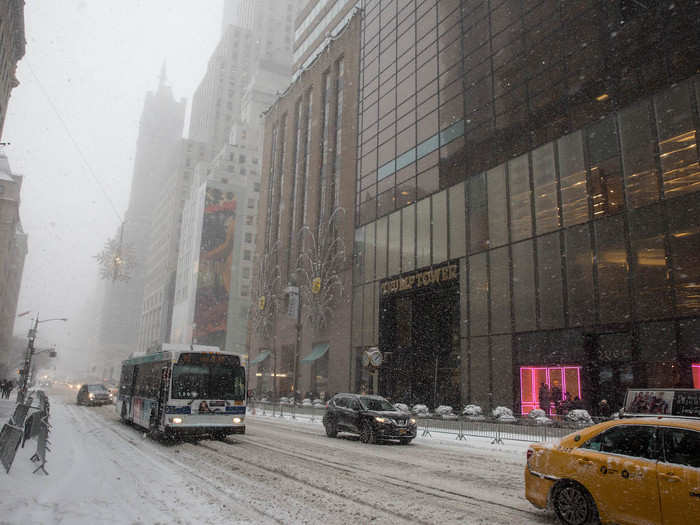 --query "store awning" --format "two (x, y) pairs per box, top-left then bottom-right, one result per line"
(249, 350), (271, 365)
(301, 343), (329, 364)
